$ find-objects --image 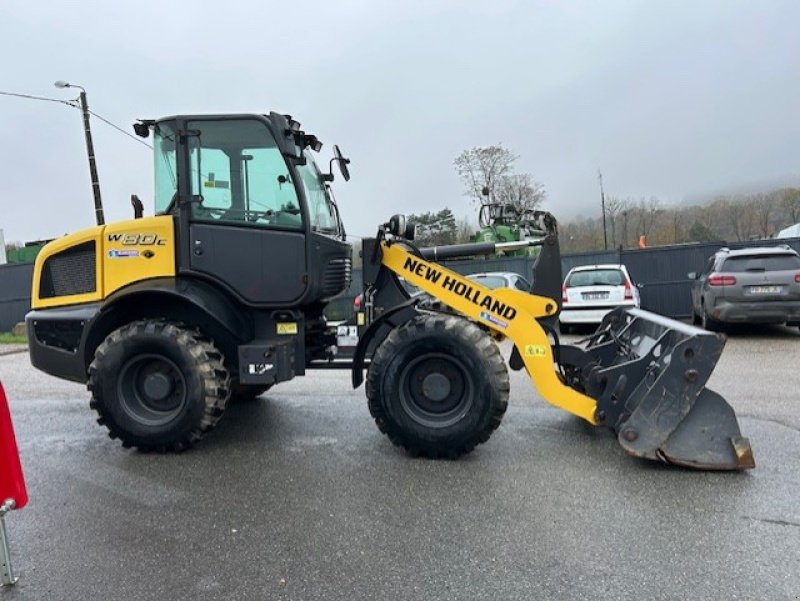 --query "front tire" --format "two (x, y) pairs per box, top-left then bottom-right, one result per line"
(87, 320), (230, 451)
(366, 315), (509, 458)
